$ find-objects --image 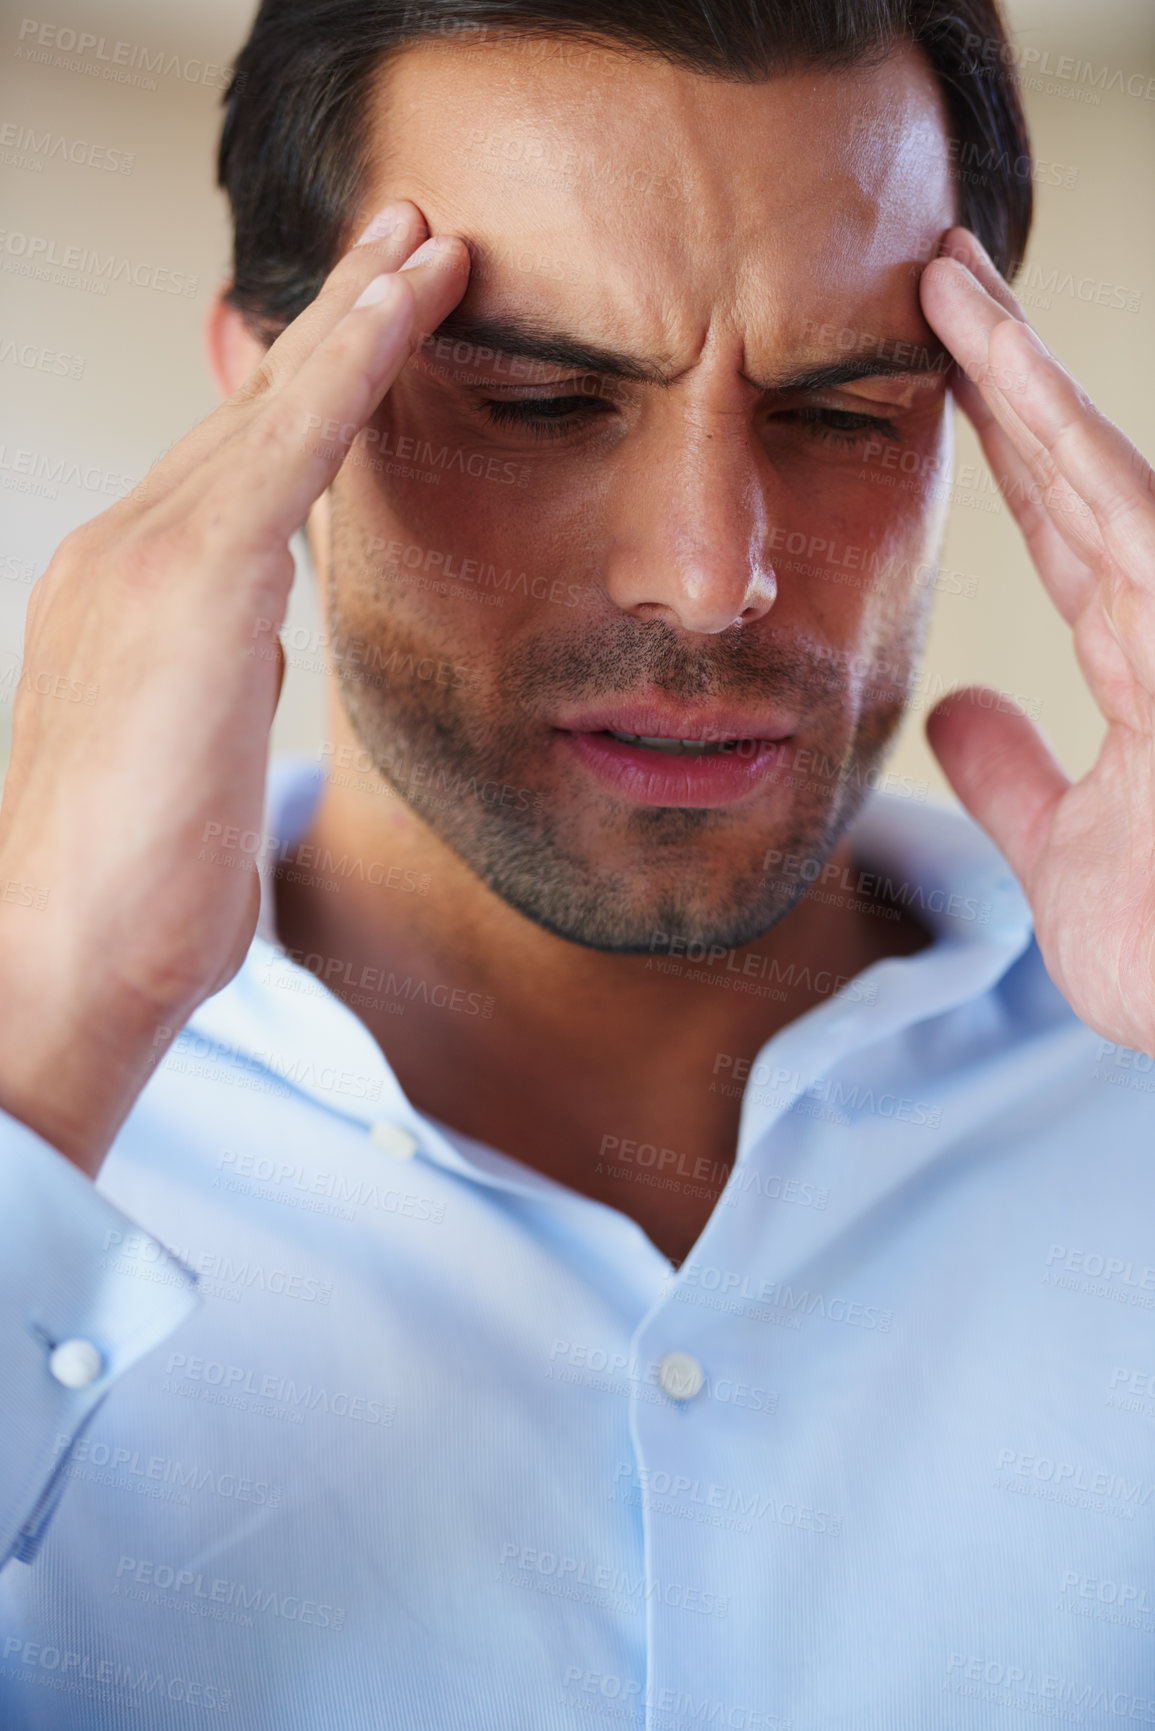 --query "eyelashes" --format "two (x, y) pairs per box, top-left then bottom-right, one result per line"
(786, 406), (900, 448)
(480, 396), (899, 448)
(482, 395), (612, 442)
